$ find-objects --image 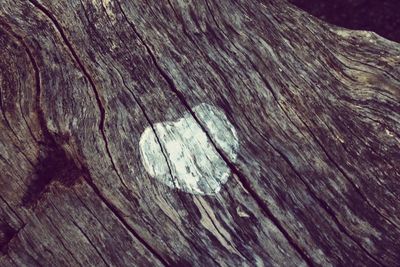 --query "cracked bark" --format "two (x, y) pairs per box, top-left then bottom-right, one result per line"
(1, 0), (399, 266)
